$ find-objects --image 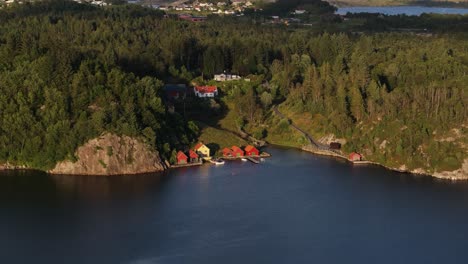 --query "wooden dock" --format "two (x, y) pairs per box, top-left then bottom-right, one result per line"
(351, 160), (373, 165)
(170, 161), (203, 168)
(246, 157), (260, 164)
